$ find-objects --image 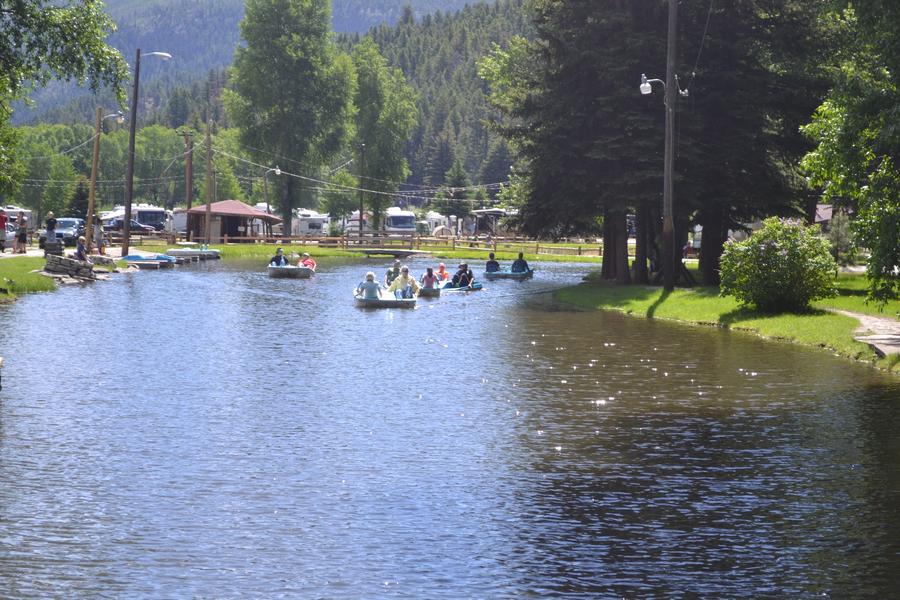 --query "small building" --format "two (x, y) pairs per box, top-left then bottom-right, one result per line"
(187, 200), (282, 242)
